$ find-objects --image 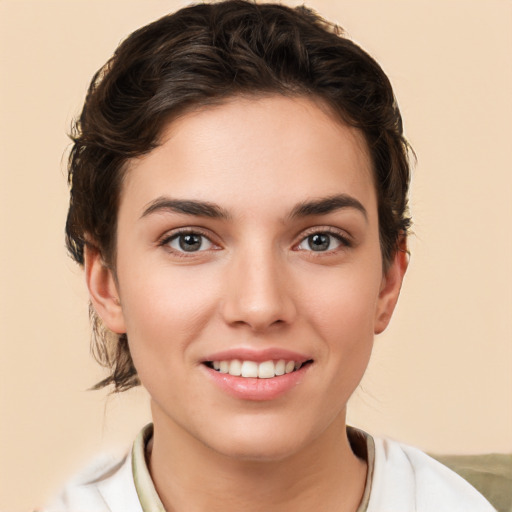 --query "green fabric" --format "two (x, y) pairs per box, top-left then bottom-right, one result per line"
(430, 453), (512, 512)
